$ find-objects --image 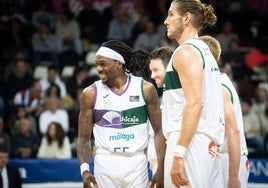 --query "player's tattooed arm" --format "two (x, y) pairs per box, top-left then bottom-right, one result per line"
(143, 81), (166, 188)
(77, 85), (95, 164)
